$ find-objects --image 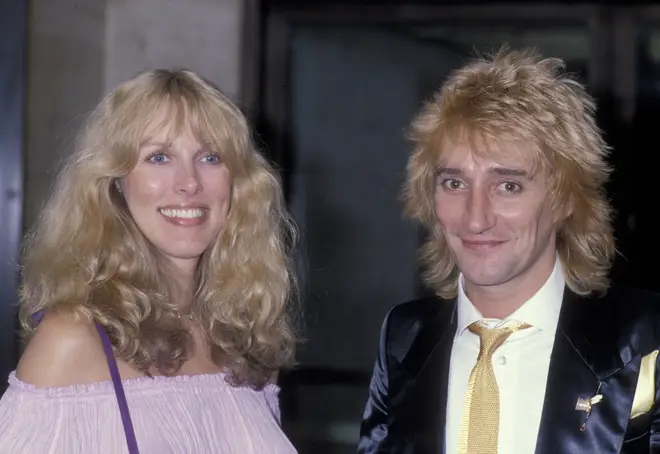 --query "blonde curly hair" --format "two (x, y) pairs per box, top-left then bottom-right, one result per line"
(19, 69), (299, 389)
(403, 47), (614, 298)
